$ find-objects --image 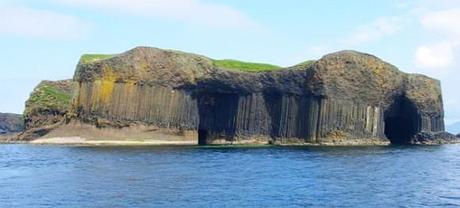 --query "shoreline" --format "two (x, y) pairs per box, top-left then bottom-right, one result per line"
(2, 136), (393, 147)
(2, 140), (459, 147)
(27, 136), (198, 146)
